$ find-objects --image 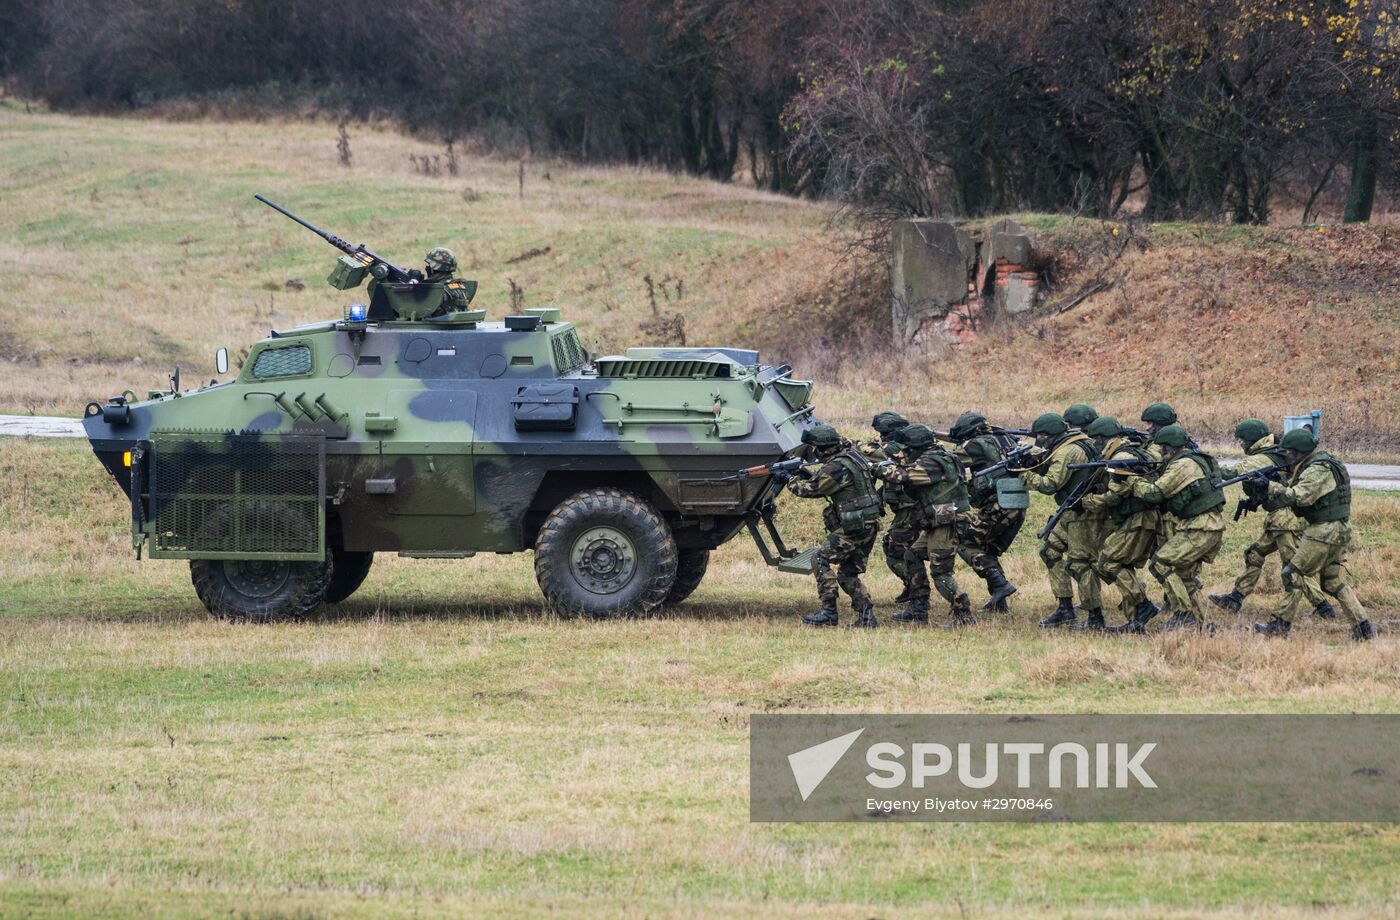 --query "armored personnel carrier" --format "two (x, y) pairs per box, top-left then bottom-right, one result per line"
(82, 197), (816, 621)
